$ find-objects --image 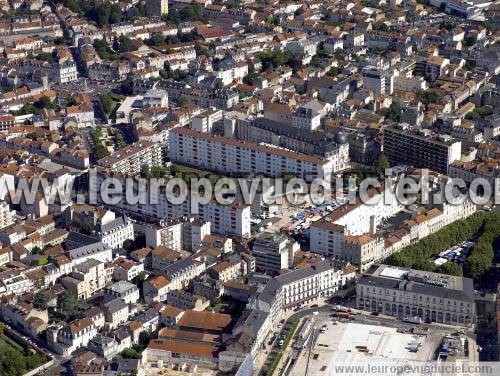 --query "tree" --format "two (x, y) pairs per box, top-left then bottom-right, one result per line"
(374, 153), (390, 175)
(33, 290), (52, 310)
(177, 97), (190, 106)
(115, 130), (127, 148)
(389, 102), (402, 122)
(38, 52), (54, 64)
(93, 39), (118, 60)
(148, 32), (165, 46)
(464, 35), (477, 47)
(416, 90), (439, 106)
(31, 246), (43, 255)
(34, 96), (55, 110)
(386, 212), (490, 275)
(138, 331), (152, 350)
(109, 3), (122, 24)
(150, 165), (167, 178)
(122, 239), (134, 252)
(81, 222), (94, 235)
(64, 0), (80, 12)
(117, 36), (135, 52)
(328, 66), (339, 77)
(121, 347), (142, 359)
(58, 290), (79, 321)
(378, 23), (388, 32)
(140, 164), (151, 178)
(99, 93), (115, 116)
(121, 78), (134, 95)
(436, 262), (463, 276)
